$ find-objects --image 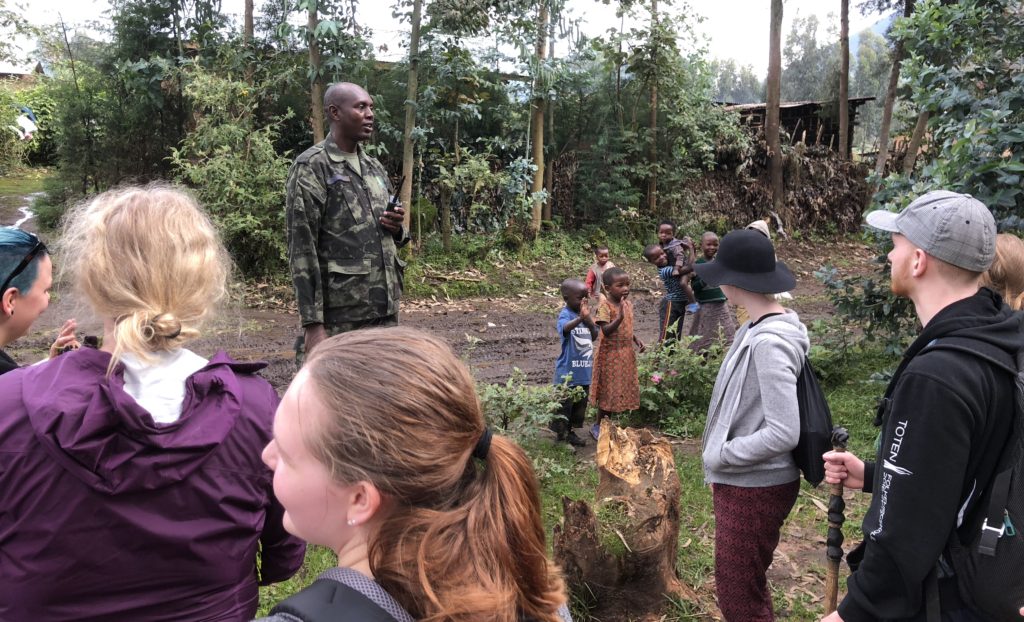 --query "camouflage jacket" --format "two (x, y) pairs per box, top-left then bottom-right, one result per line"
(286, 136), (409, 327)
